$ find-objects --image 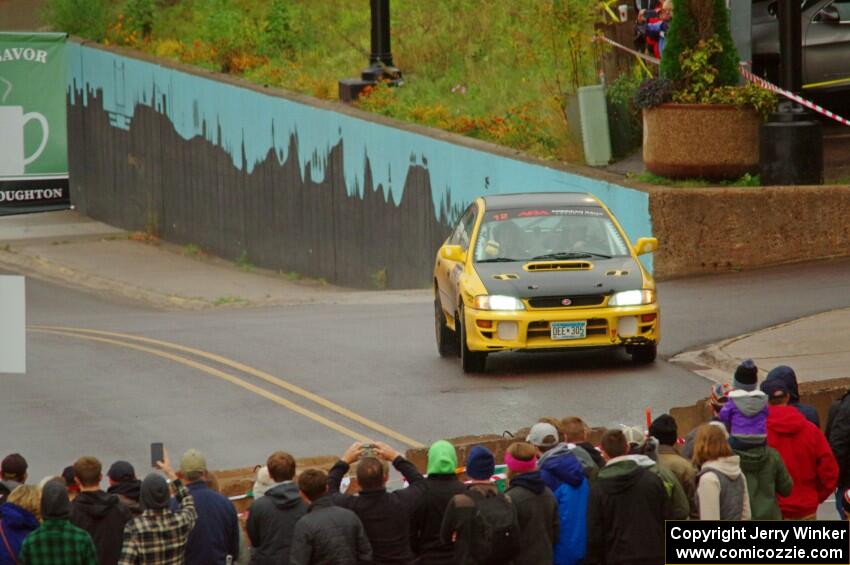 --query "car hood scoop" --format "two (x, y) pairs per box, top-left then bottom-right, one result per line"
(493, 273), (519, 280)
(524, 260), (592, 272)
